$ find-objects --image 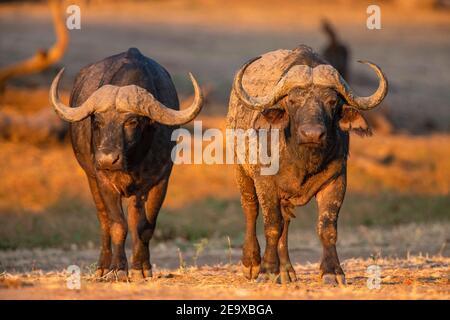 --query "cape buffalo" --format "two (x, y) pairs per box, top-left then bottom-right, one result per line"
(49, 48), (204, 281)
(227, 45), (387, 284)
